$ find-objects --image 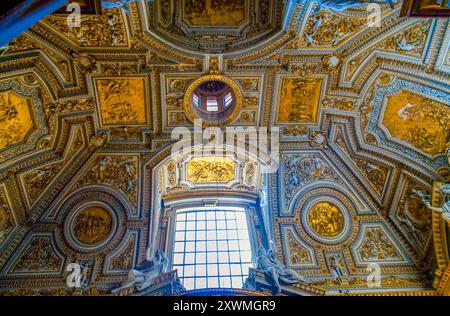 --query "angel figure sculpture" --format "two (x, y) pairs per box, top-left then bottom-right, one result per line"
(256, 241), (307, 293)
(112, 249), (168, 293)
(315, 0), (395, 11)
